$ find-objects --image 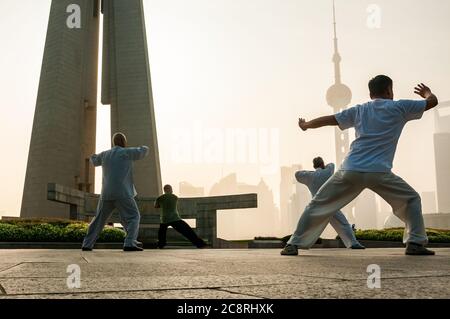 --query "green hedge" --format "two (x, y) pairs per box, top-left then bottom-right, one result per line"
(281, 235), (322, 245)
(280, 228), (450, 245)
(0, 219), (125, 242)
(355, 228), (450, 243)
